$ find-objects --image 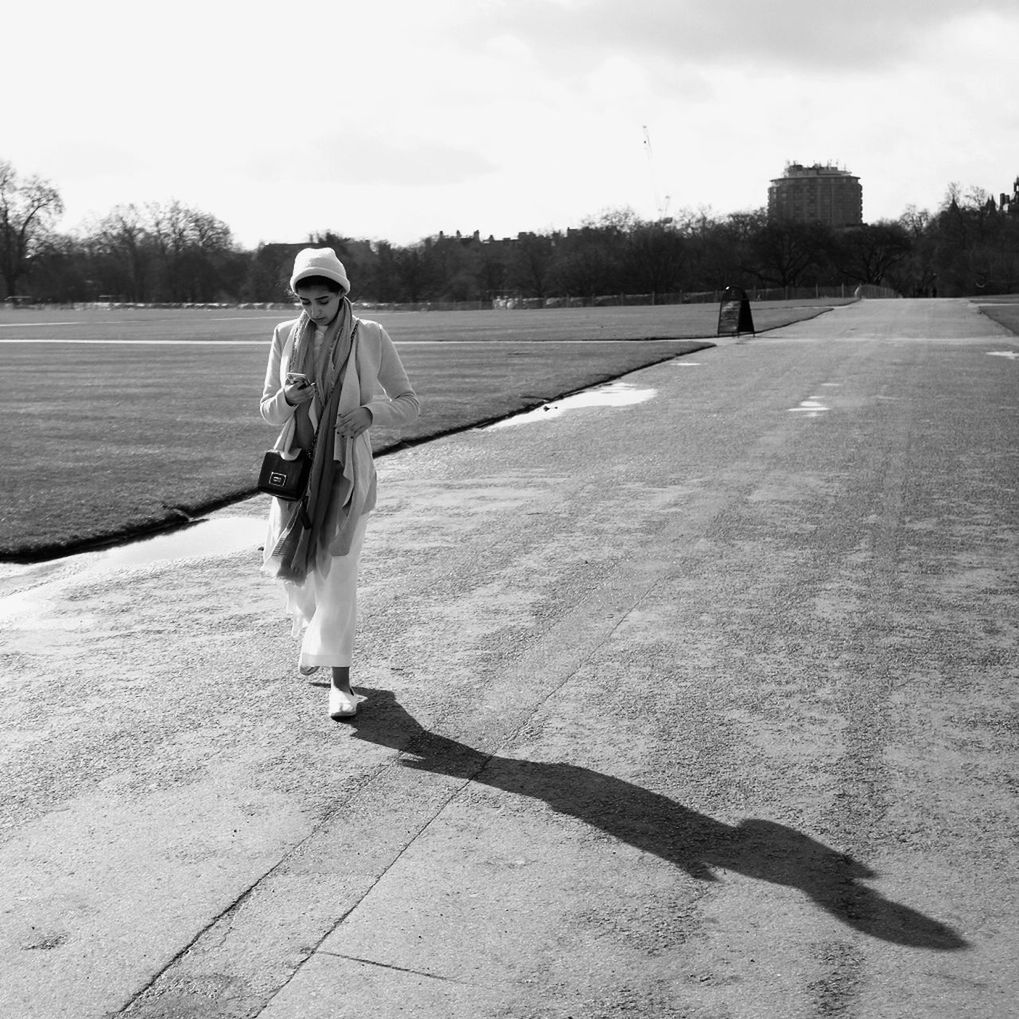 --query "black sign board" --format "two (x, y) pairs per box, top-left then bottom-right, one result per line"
(717, 286), (755, 336)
